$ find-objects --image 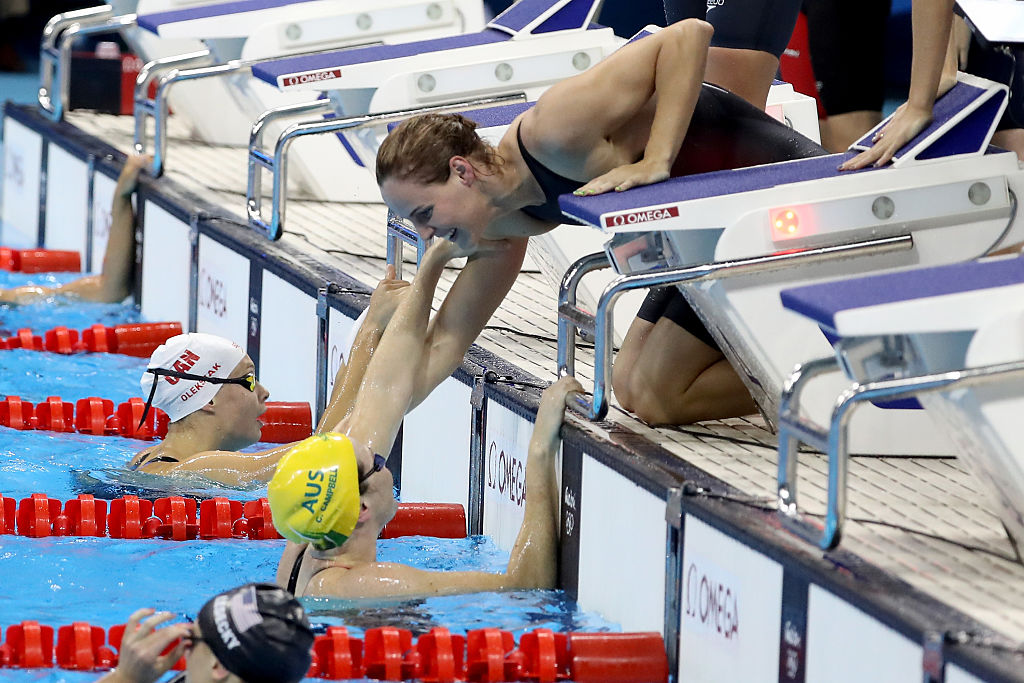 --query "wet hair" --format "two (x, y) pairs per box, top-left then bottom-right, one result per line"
(376, 113), (501, 185)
